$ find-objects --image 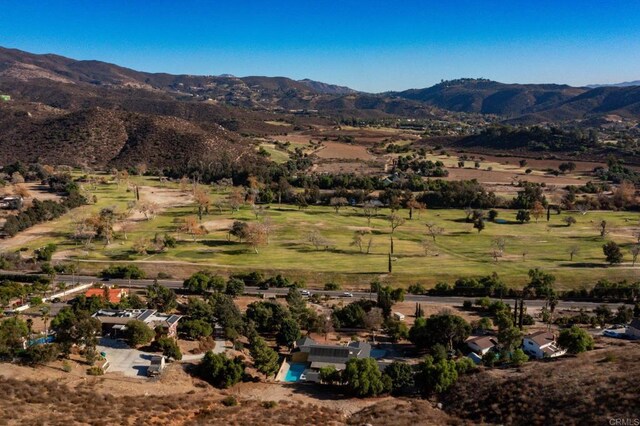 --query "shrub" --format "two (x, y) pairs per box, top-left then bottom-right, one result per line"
(100, 265), (145, 279)
(462, 300), (473, 310)
(221, 396), (238, 407)
(324, 282), (341, 291)
(262, 401), (278, 409)
(87, 366), (104, 376)
(62, 360), (72, 372)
